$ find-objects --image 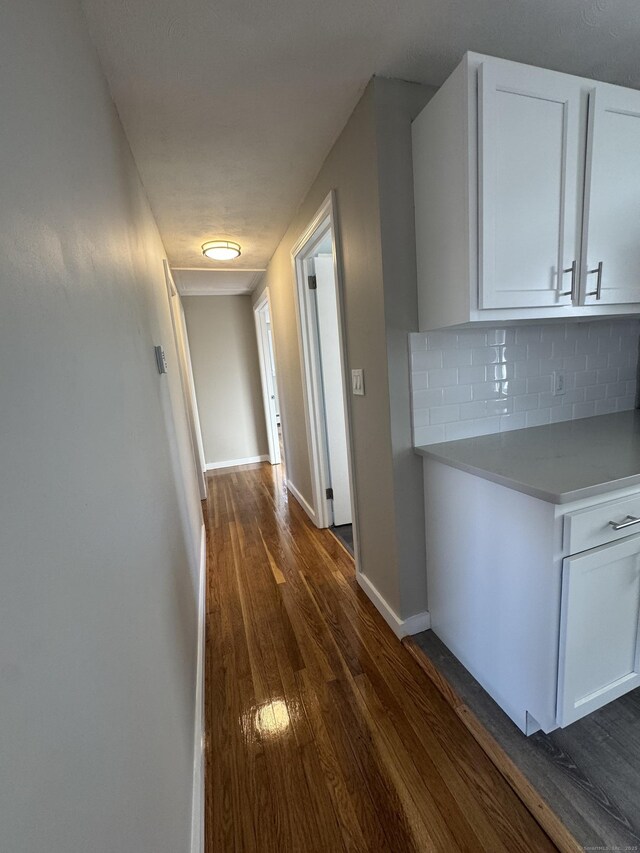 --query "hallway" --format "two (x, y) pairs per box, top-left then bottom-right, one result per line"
(203, 462), (556, 852)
